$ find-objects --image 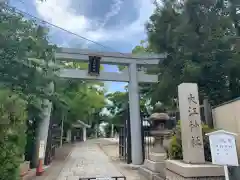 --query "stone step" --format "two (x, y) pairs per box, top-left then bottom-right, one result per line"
(144, 159), (165, 176)
(153, 174), (165, 180)
(139, 166), (160, 180)
(139, 166), (166, 180)
(149, 153), (166, 162)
